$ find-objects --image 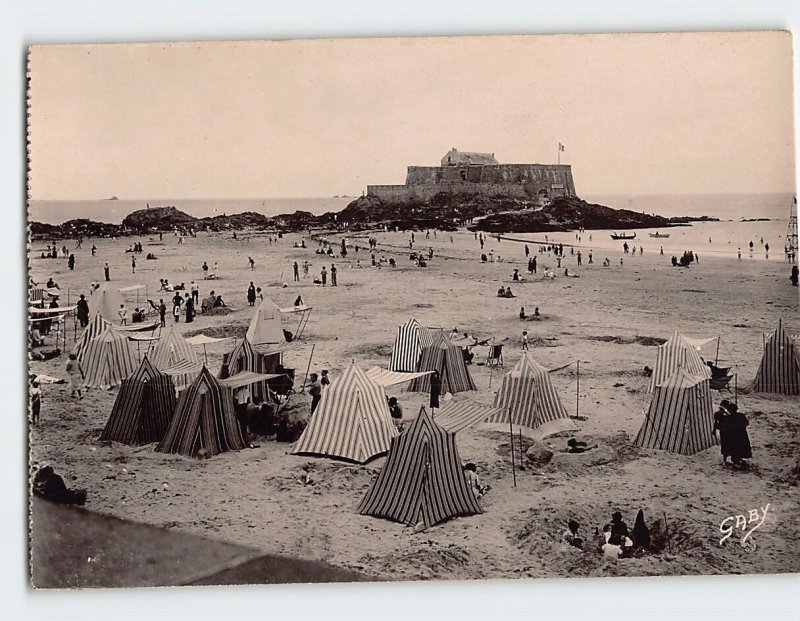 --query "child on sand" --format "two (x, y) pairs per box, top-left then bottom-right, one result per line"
(522, 330), (529, 350)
